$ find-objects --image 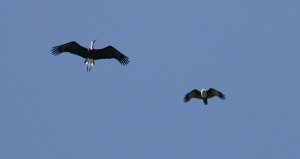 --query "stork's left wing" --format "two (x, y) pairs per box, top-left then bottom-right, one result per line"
(51, 41), (88, 59)
(94, 46), (129, 65)
(206, 88), (225, 99)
